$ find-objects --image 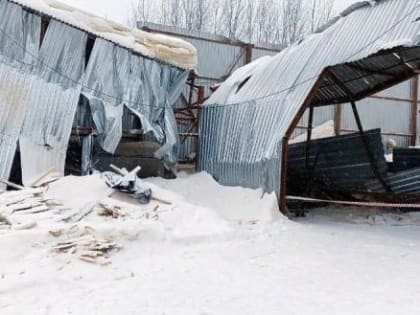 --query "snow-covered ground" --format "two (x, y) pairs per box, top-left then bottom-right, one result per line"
(1, 173), (420, 315)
